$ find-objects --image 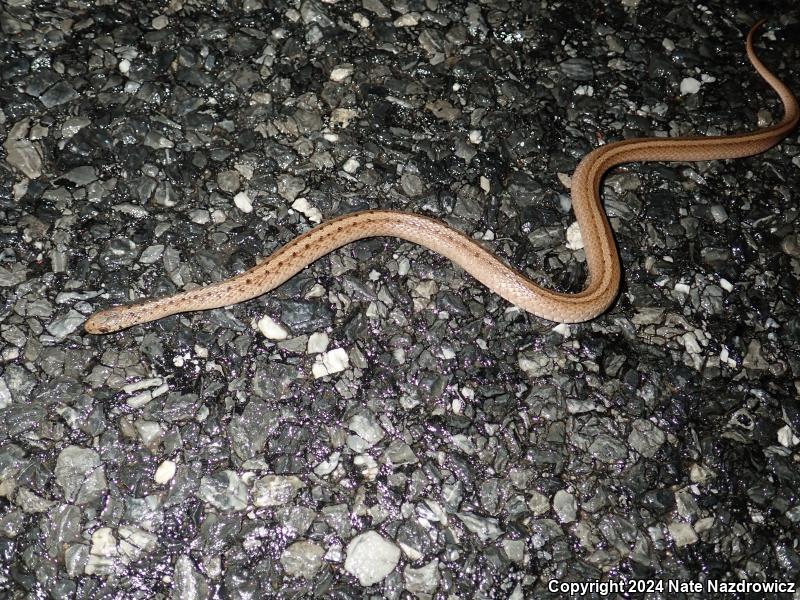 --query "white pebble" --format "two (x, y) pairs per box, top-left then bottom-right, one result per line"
(126, 382), (169, 409)
(135, 421), (162, 447)
(344, 531), (401, 586)
(468, 129), (482, 144)
(117, 526), (157, 561)
(139, 244), (164, 265)
(352, 12), (370, 28)
(307, 332), (329, 354)
(281, 540), (325, 580)
(709, 204), (727, 223)
(689, 463), (714, 484)
(90, 527), (117, 557)
(778, 425), (799, 448)
(189, 209), (210, 224)
(123, 378), (165, 394)
(151, 15), (169, 30)
(61, 117), (91, 138)
(234, 191), (253, 213)
(292, 197), (323, 223)
(679, 77), (701, 95)
(719, 345), (737, 368)
(305, 283), (326, 298)
(331, 108), (359, 128)
(553, 490), (577, 523)
(682, 332), (701, 354)
(330, 65), (354, 82)
(312, 348), (349, 378)
(565, 221), (584, 250)
(394, 13), (419, 27)
(250, 92), (272, 105)
(719, 277), (733, 292)
(397, 257), (410, 276)
(257, 315), (289, 340)
(355, 454), (378, 480)
(552, 323), (571, 336)
(348, 414), (384, 445)
(234, 162), (254, 179)
(668, 522), (698, 547)
(252, 475), (305, 507)
(154, 460), (176, 484)
(343, 157), (360, 173)
(673, 282), (691, 295)
(314, 451), (340, 476)
(119, 59), (130, 74)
